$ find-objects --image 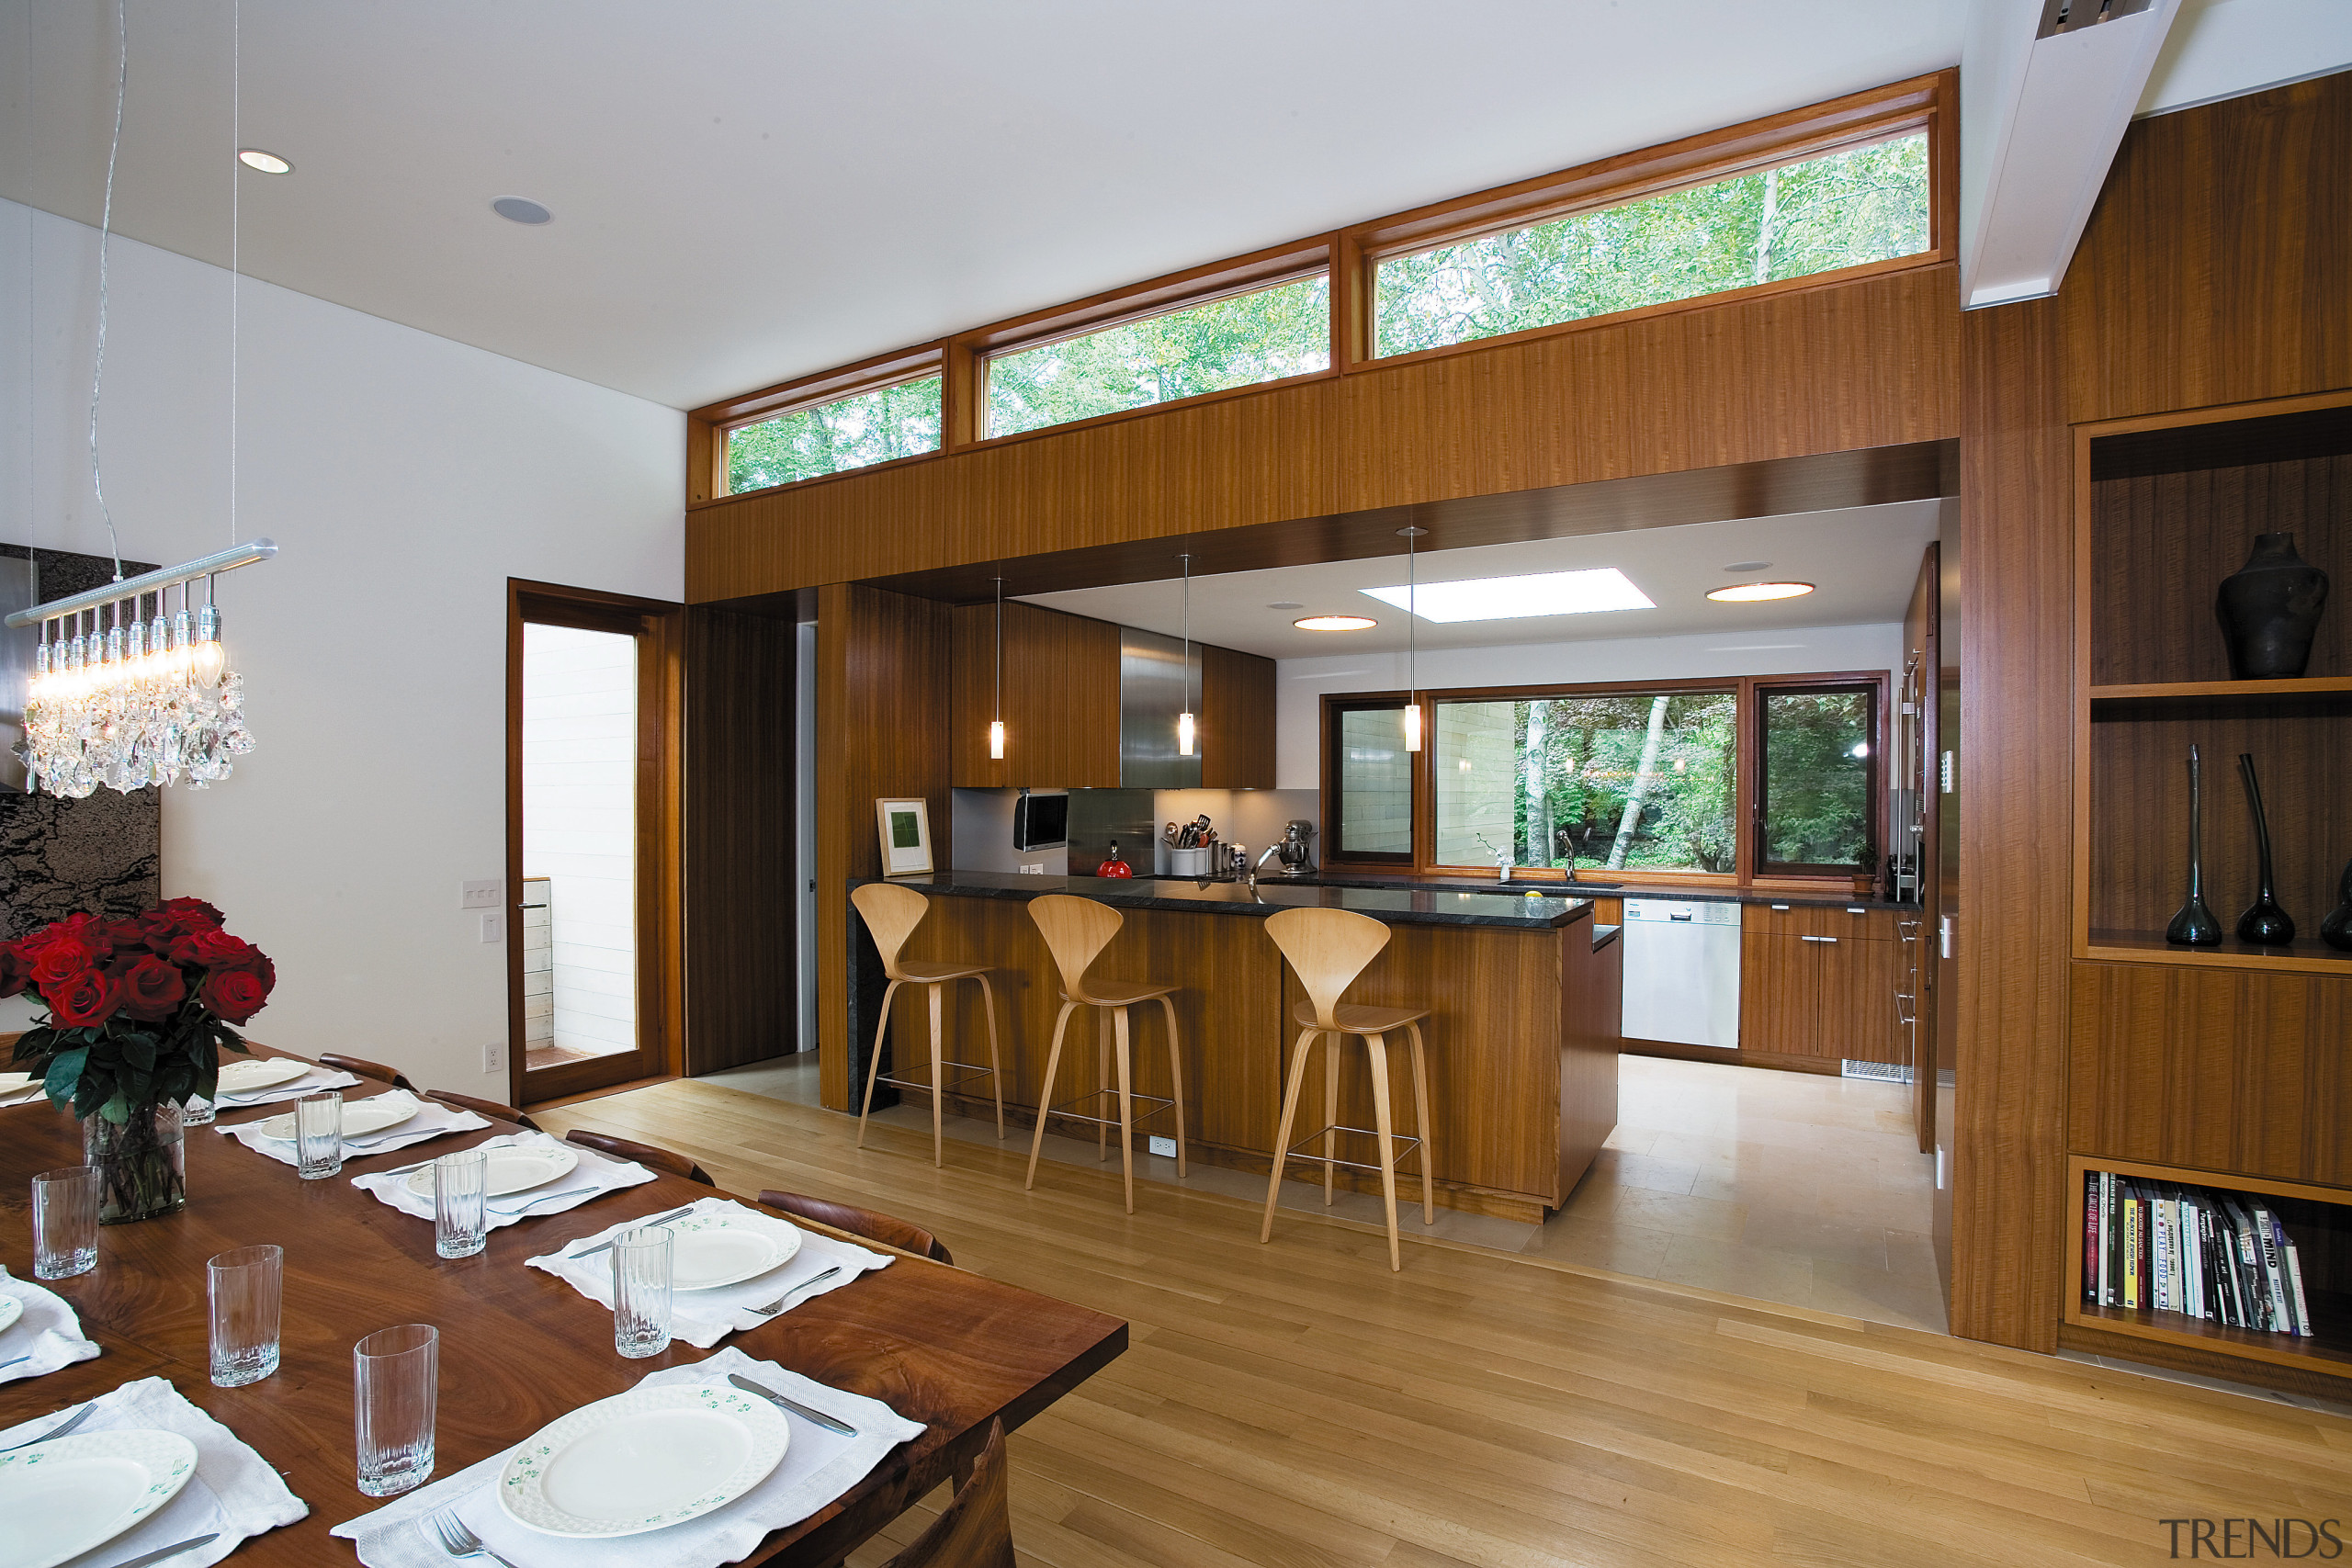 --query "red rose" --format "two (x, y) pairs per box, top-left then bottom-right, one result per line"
(149, 897), (225, 928)
(172, 928), (257, 970)
(0, 938), (29, 999)
(44, 967), (121, 1028)
(111, 953), (187, 1022)
(199, 967), (270, 1025)
(42, 912), (115, 956)
(28, 936), (103, 987)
